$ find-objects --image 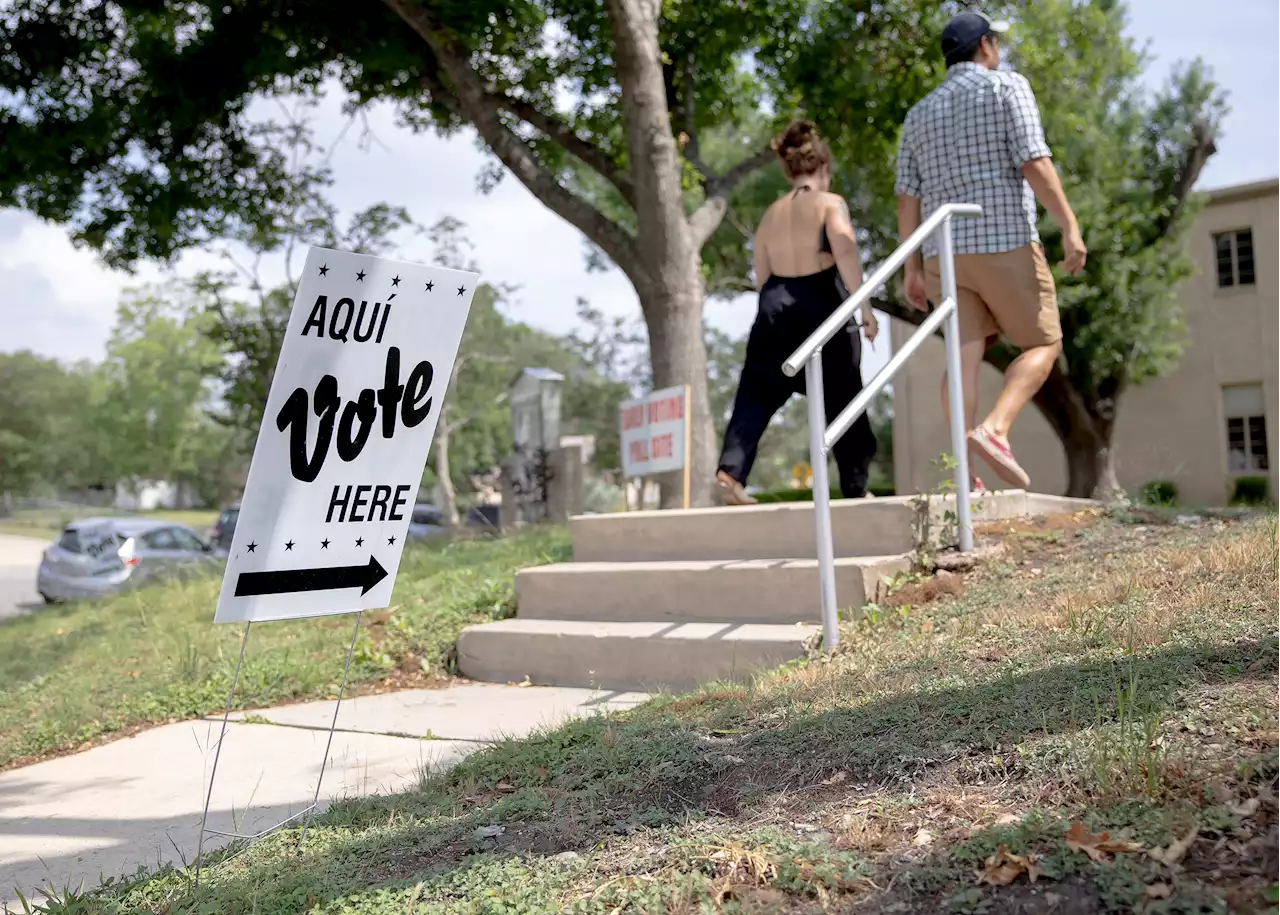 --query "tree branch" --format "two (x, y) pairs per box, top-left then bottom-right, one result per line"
(679, 55), (712, 177)
(1157, 118), (1217, 240)
(708, 146), (776, 198)
(688, 145), (776, 248)
(492, 91), (635, 206)
(383, 0), (642, 281)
